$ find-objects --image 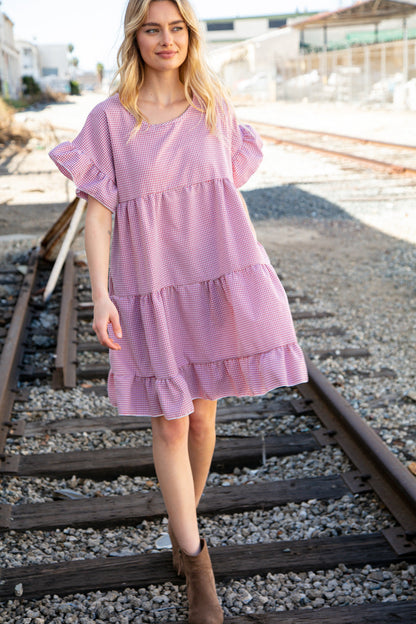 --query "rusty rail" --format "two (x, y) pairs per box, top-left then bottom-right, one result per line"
(1, 233), (416, 619)
(52, 251), (78, 389)
(0, 249), (39, 456)
(298, 354), (416, 554)
(248, 121), (416, 175)
(245, 121), (416, 152)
